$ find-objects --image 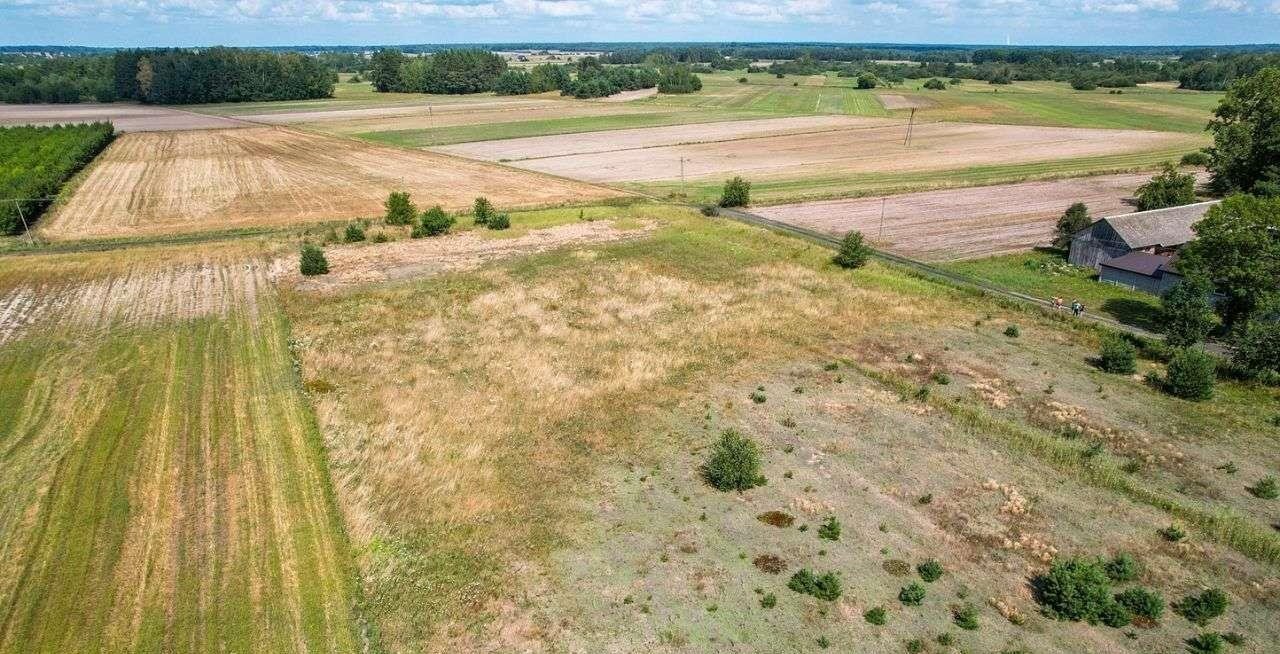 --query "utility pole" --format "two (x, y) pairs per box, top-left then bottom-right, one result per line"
(903, 107), (916, 147)
(879, 197), (886, 240)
